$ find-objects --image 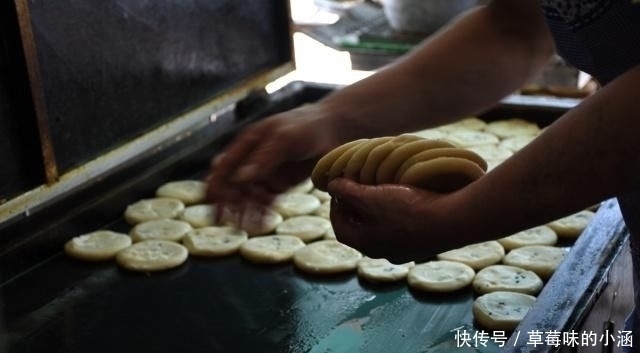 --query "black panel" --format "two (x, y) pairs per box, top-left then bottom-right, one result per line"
(0, 2), (45, 201)
(28, 0), (291, 173)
